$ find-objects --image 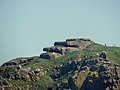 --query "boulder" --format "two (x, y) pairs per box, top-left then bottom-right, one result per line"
(2, 79), (9, 86)
(66, 38), (93, 48)
(17, 65), (22, 70)
(54, 41), (67, 47)
(99, 51), (107, 59)
(69, 70), (89, 90)
(40, 52), (62, 59)
(51, 73), (60, 79)
(34, 69), (41, 74)
(58, 79), (69, 89)
(14, 74), (21, 80)
(66, 38), (91, 42)
(20, 67), (31, 74)
(82, 71), (100, 90)
(43, 46), (62, 54)
(19, 59), (28, 64)
(80, 66), (90, 71)
(0, 76), (9, 87)
(43, 46), (79, 56)
(8, 73), (14, 80)
(90, 65), (98, 71)
(83, 59), (99, 66)
(114, 65), (120, 79)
